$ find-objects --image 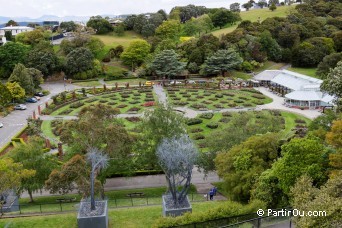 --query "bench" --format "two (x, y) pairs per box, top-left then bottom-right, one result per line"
(126, 192), (145, 197)
(56, 197), (76, 203)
